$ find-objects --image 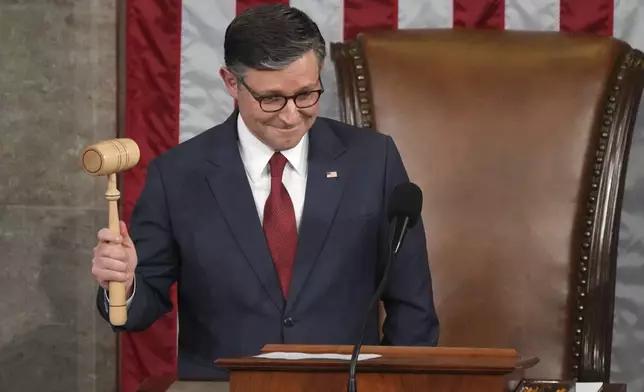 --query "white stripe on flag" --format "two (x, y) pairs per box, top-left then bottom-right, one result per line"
(180, 0), (236, 143)
(505, 0), (560, 31)
(398, 0), (453, 29)
(614, 0), (644, 52)
(290, 0), (344, 121)
(614, 0), (644, 189)
(176, 0), (644, 144)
